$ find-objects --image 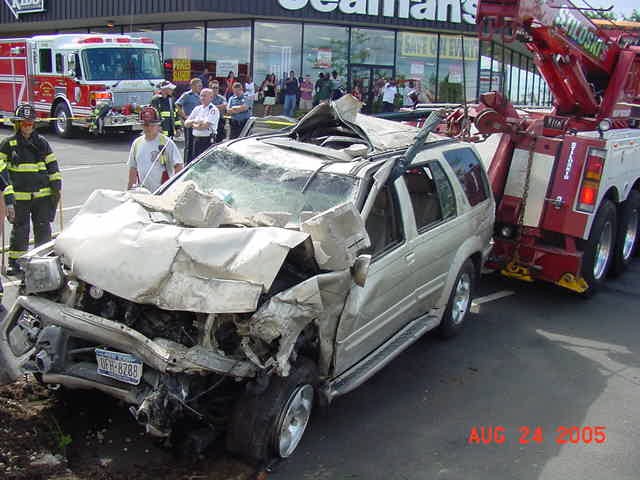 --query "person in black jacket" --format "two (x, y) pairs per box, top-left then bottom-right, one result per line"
(151, 80), (181, 138)
(0, 104), (62, 276)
